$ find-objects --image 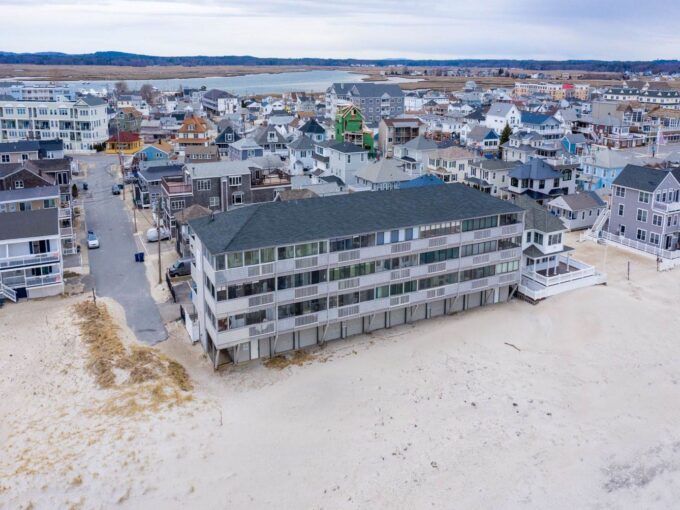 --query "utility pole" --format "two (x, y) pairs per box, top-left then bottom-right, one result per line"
(156, 198), (162, 284)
